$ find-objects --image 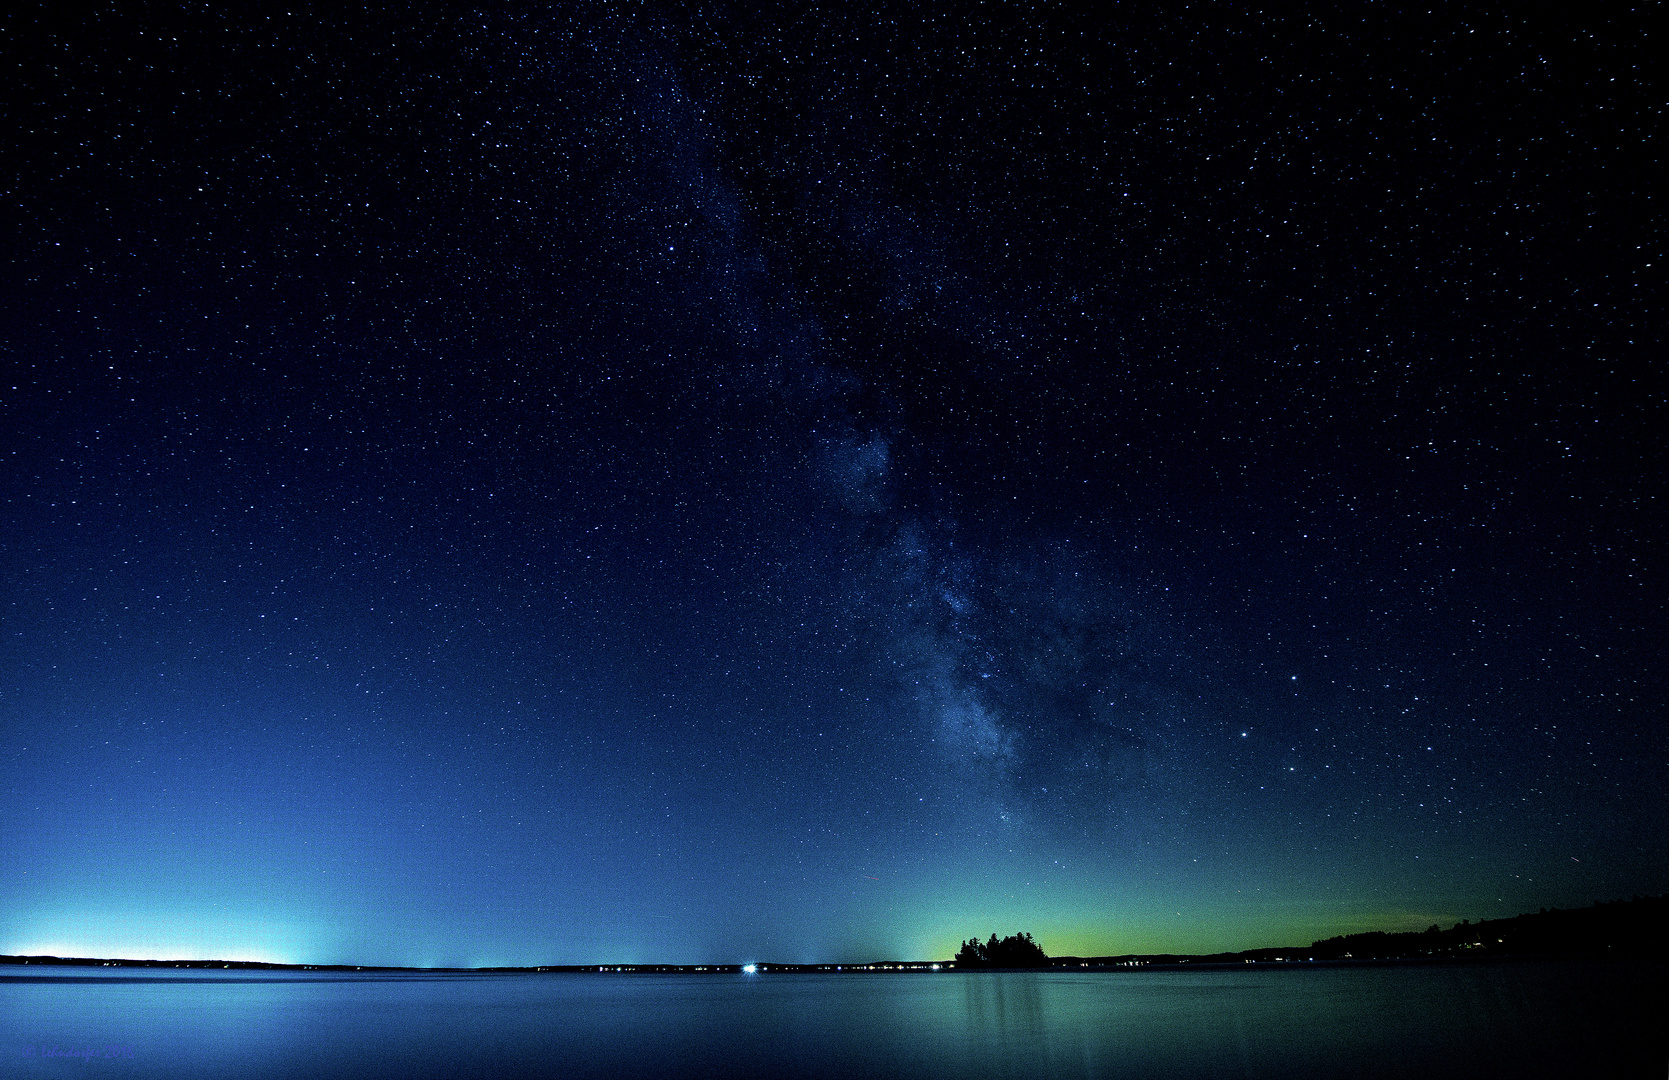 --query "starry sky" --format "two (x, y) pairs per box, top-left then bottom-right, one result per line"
(2, 2), (1661, 968)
